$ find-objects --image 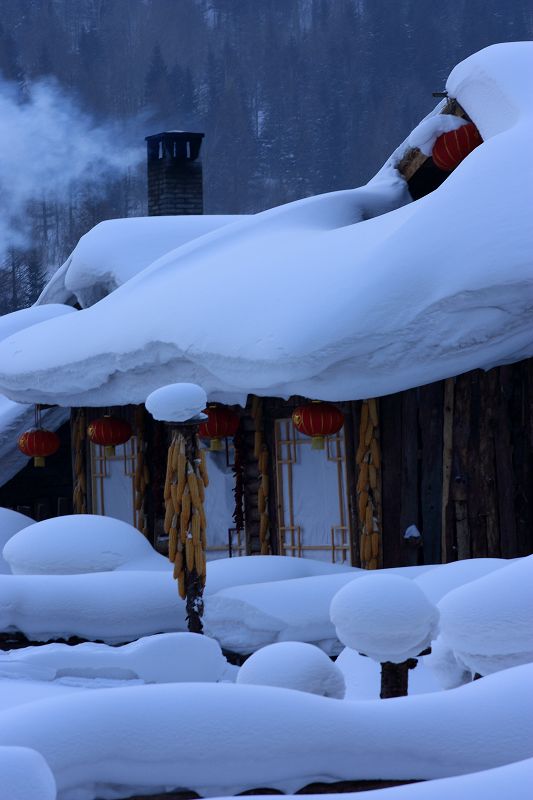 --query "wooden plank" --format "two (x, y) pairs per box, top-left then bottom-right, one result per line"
(467, 372), (487, 557)
(495, 365), (518, 557)
(419, 381), (444, 564)
(343, 401), (360, 566)
(441, 378), (455, 562)
(479, 369), (499, 557)
(380, 392), (403, 567)
(399, 390), (419, 533)
(451, 373), (471, 560)
(513, 359), (533, 555)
